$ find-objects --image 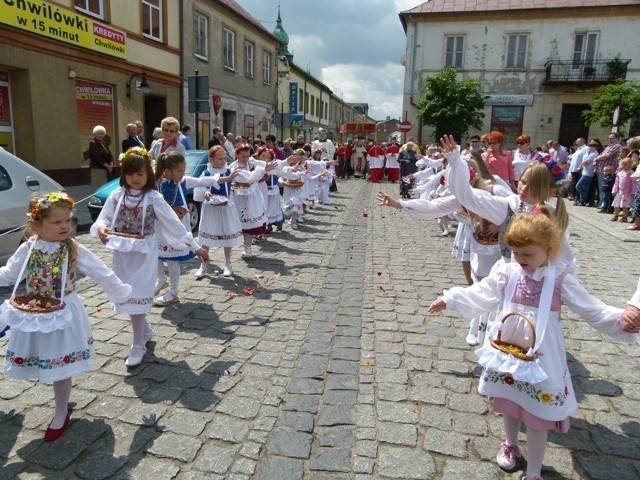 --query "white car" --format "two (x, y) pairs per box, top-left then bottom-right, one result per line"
(0, 147), (64, 265)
